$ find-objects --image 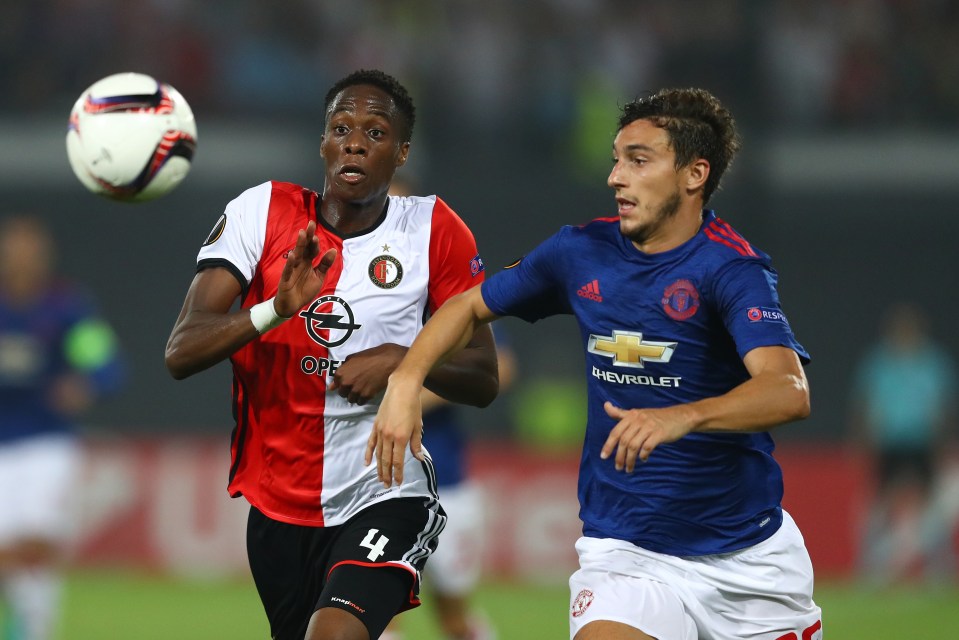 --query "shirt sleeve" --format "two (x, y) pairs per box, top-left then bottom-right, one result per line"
(481, 227), (572, 322)
(196, 181), (271, 287)
(427, 197), (485, 314)
(61, 291), (125, 395)
(712, 258), (810, 363)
